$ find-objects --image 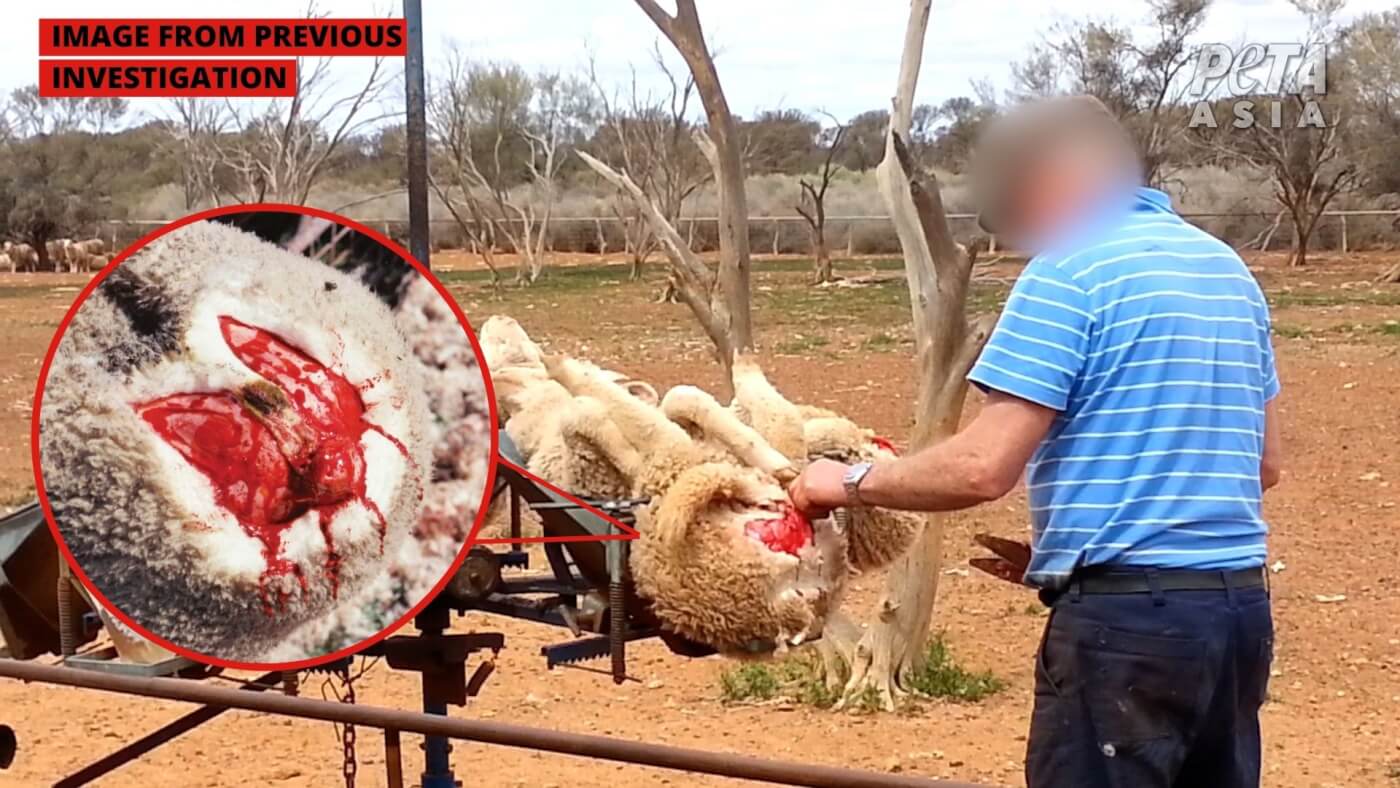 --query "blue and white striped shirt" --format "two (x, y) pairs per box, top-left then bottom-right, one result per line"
(968, 187), (1278, 589)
